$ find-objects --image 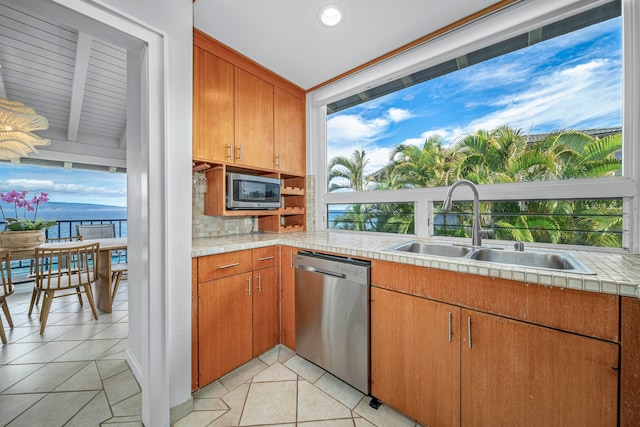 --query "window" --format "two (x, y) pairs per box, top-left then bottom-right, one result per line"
(310, 0), (637, 252)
